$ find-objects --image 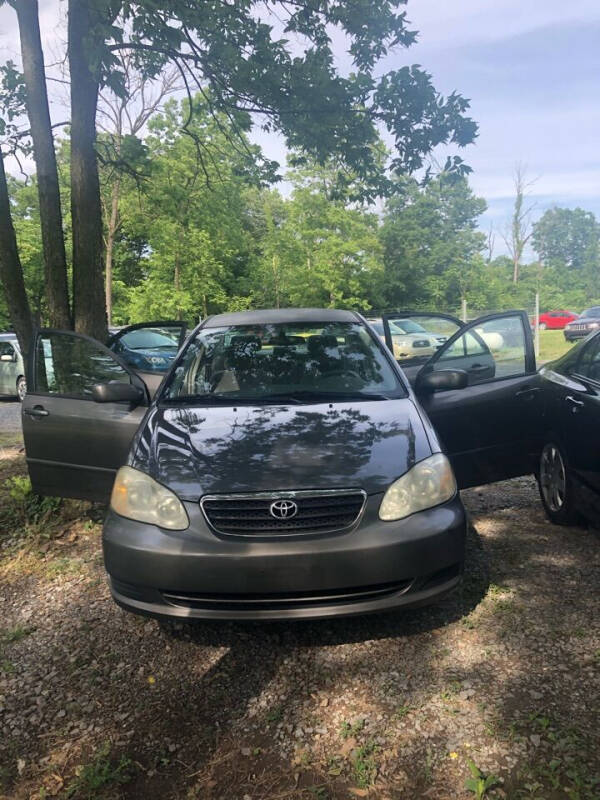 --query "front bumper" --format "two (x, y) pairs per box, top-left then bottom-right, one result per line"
(564, 329), (594, 341)
(102, 494), (467, 620)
